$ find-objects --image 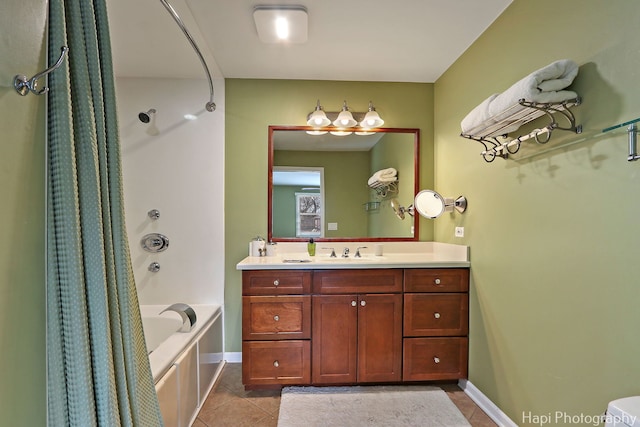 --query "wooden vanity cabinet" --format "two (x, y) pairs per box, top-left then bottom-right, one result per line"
(402, 268), (469, 381)
(241, 267), (469, 387)
(312, 270), (403, 385)
(241, 270), (312, 386)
